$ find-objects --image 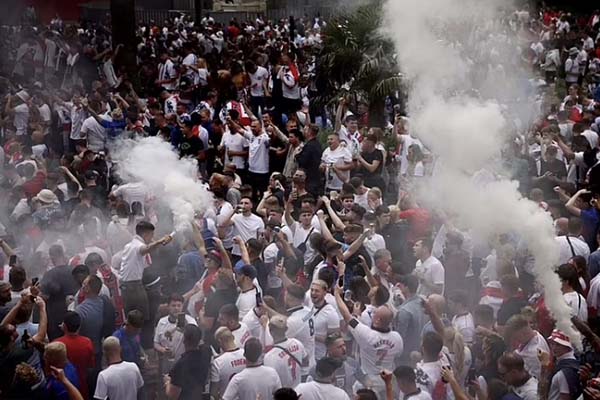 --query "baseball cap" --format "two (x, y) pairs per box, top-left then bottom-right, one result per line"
(547, 329), (573, 350)
(237, 264), (257, 280)
(206, 250), (222, 265)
